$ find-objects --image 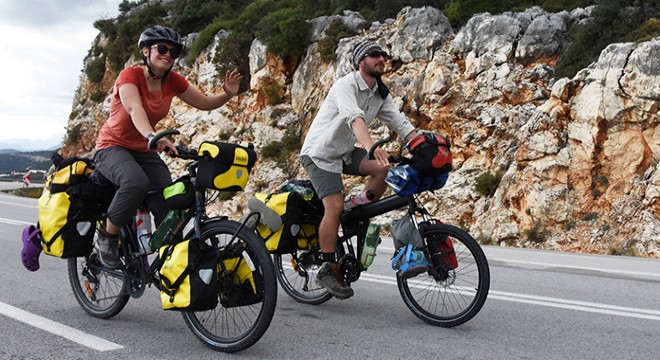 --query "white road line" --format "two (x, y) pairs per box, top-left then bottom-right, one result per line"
(0, 217), (33, 226)
(354, 272), (660, 321)
(377, 245), (660, 280)
(0, 200), (38, 208)
(0, 301), (124, 352)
